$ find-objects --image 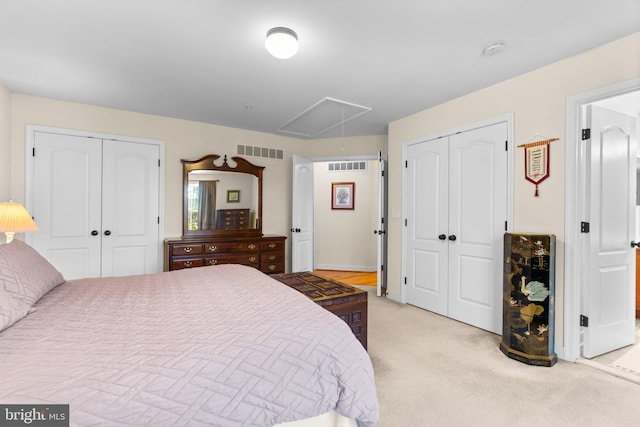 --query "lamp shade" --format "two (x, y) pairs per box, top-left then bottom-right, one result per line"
(265, 27), (299, 59)
(0, 202), (39, 243)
